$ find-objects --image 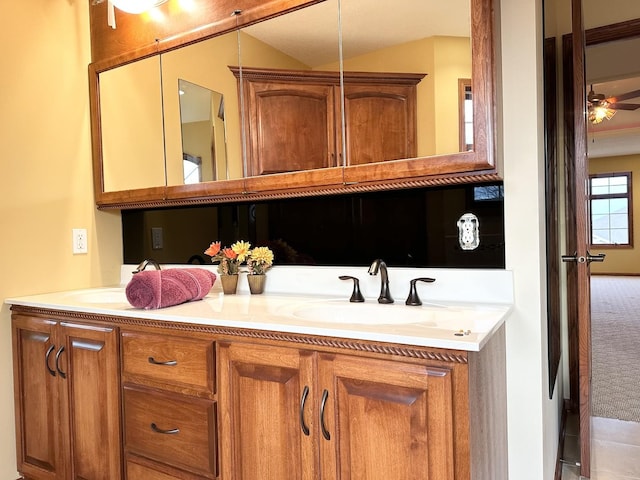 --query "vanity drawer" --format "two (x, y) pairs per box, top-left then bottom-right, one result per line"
(124, 385), (217, 478)
(121, 331), (215, 394)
